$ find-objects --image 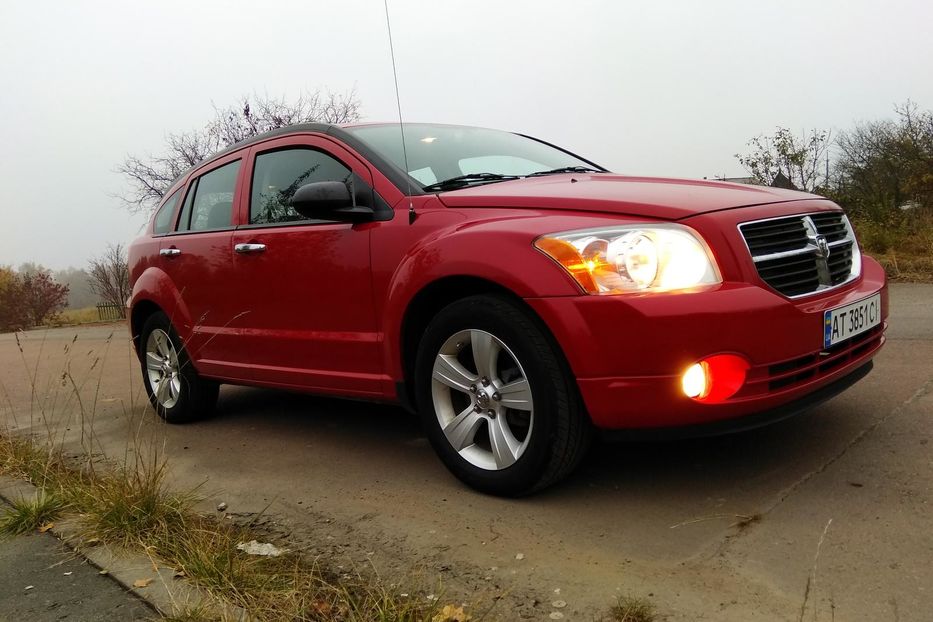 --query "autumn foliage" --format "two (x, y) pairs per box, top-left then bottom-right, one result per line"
(0, 266), (69, 331)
